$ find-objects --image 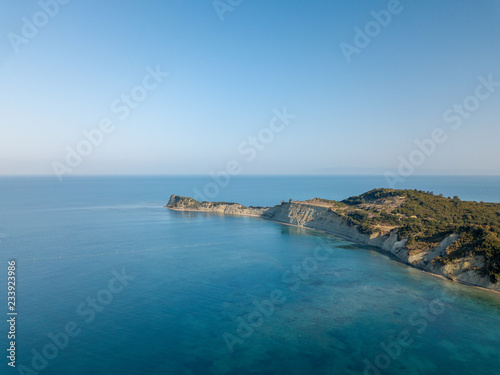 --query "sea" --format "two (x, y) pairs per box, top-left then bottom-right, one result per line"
(1, 175), (500, 375)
